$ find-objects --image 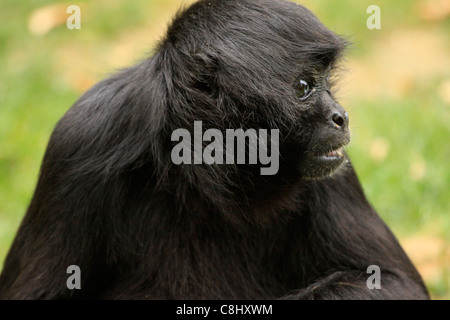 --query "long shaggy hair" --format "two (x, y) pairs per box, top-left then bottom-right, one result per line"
(0, 0), (429, 300)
